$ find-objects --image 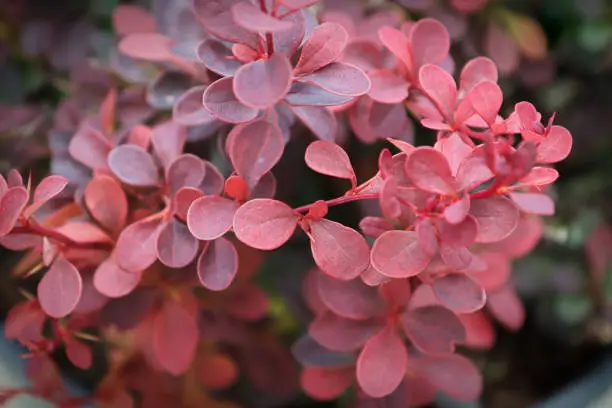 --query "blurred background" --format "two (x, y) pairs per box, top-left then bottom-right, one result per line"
(1, 0), (612, 407)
